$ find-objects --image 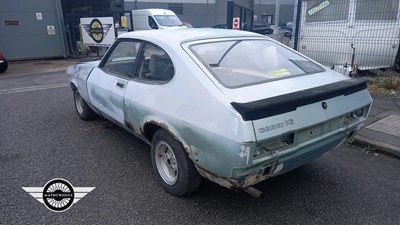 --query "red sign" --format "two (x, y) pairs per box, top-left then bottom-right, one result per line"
(233, 17), (240, 30)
